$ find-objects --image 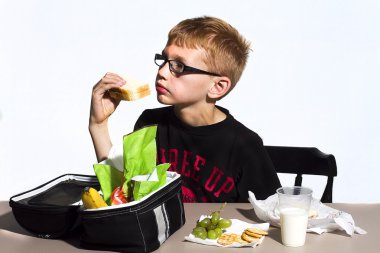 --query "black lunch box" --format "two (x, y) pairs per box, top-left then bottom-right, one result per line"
(9, 172), (185, 253)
